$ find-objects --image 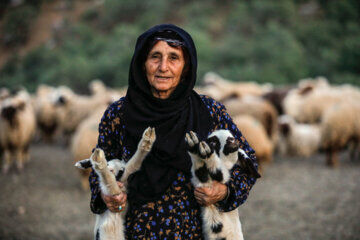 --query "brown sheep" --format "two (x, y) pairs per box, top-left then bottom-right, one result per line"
(320, 101), (360, 167)
(223, 95), (279, 144)
(71, 106), (107, 190)
(232, 114), (273, 173)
